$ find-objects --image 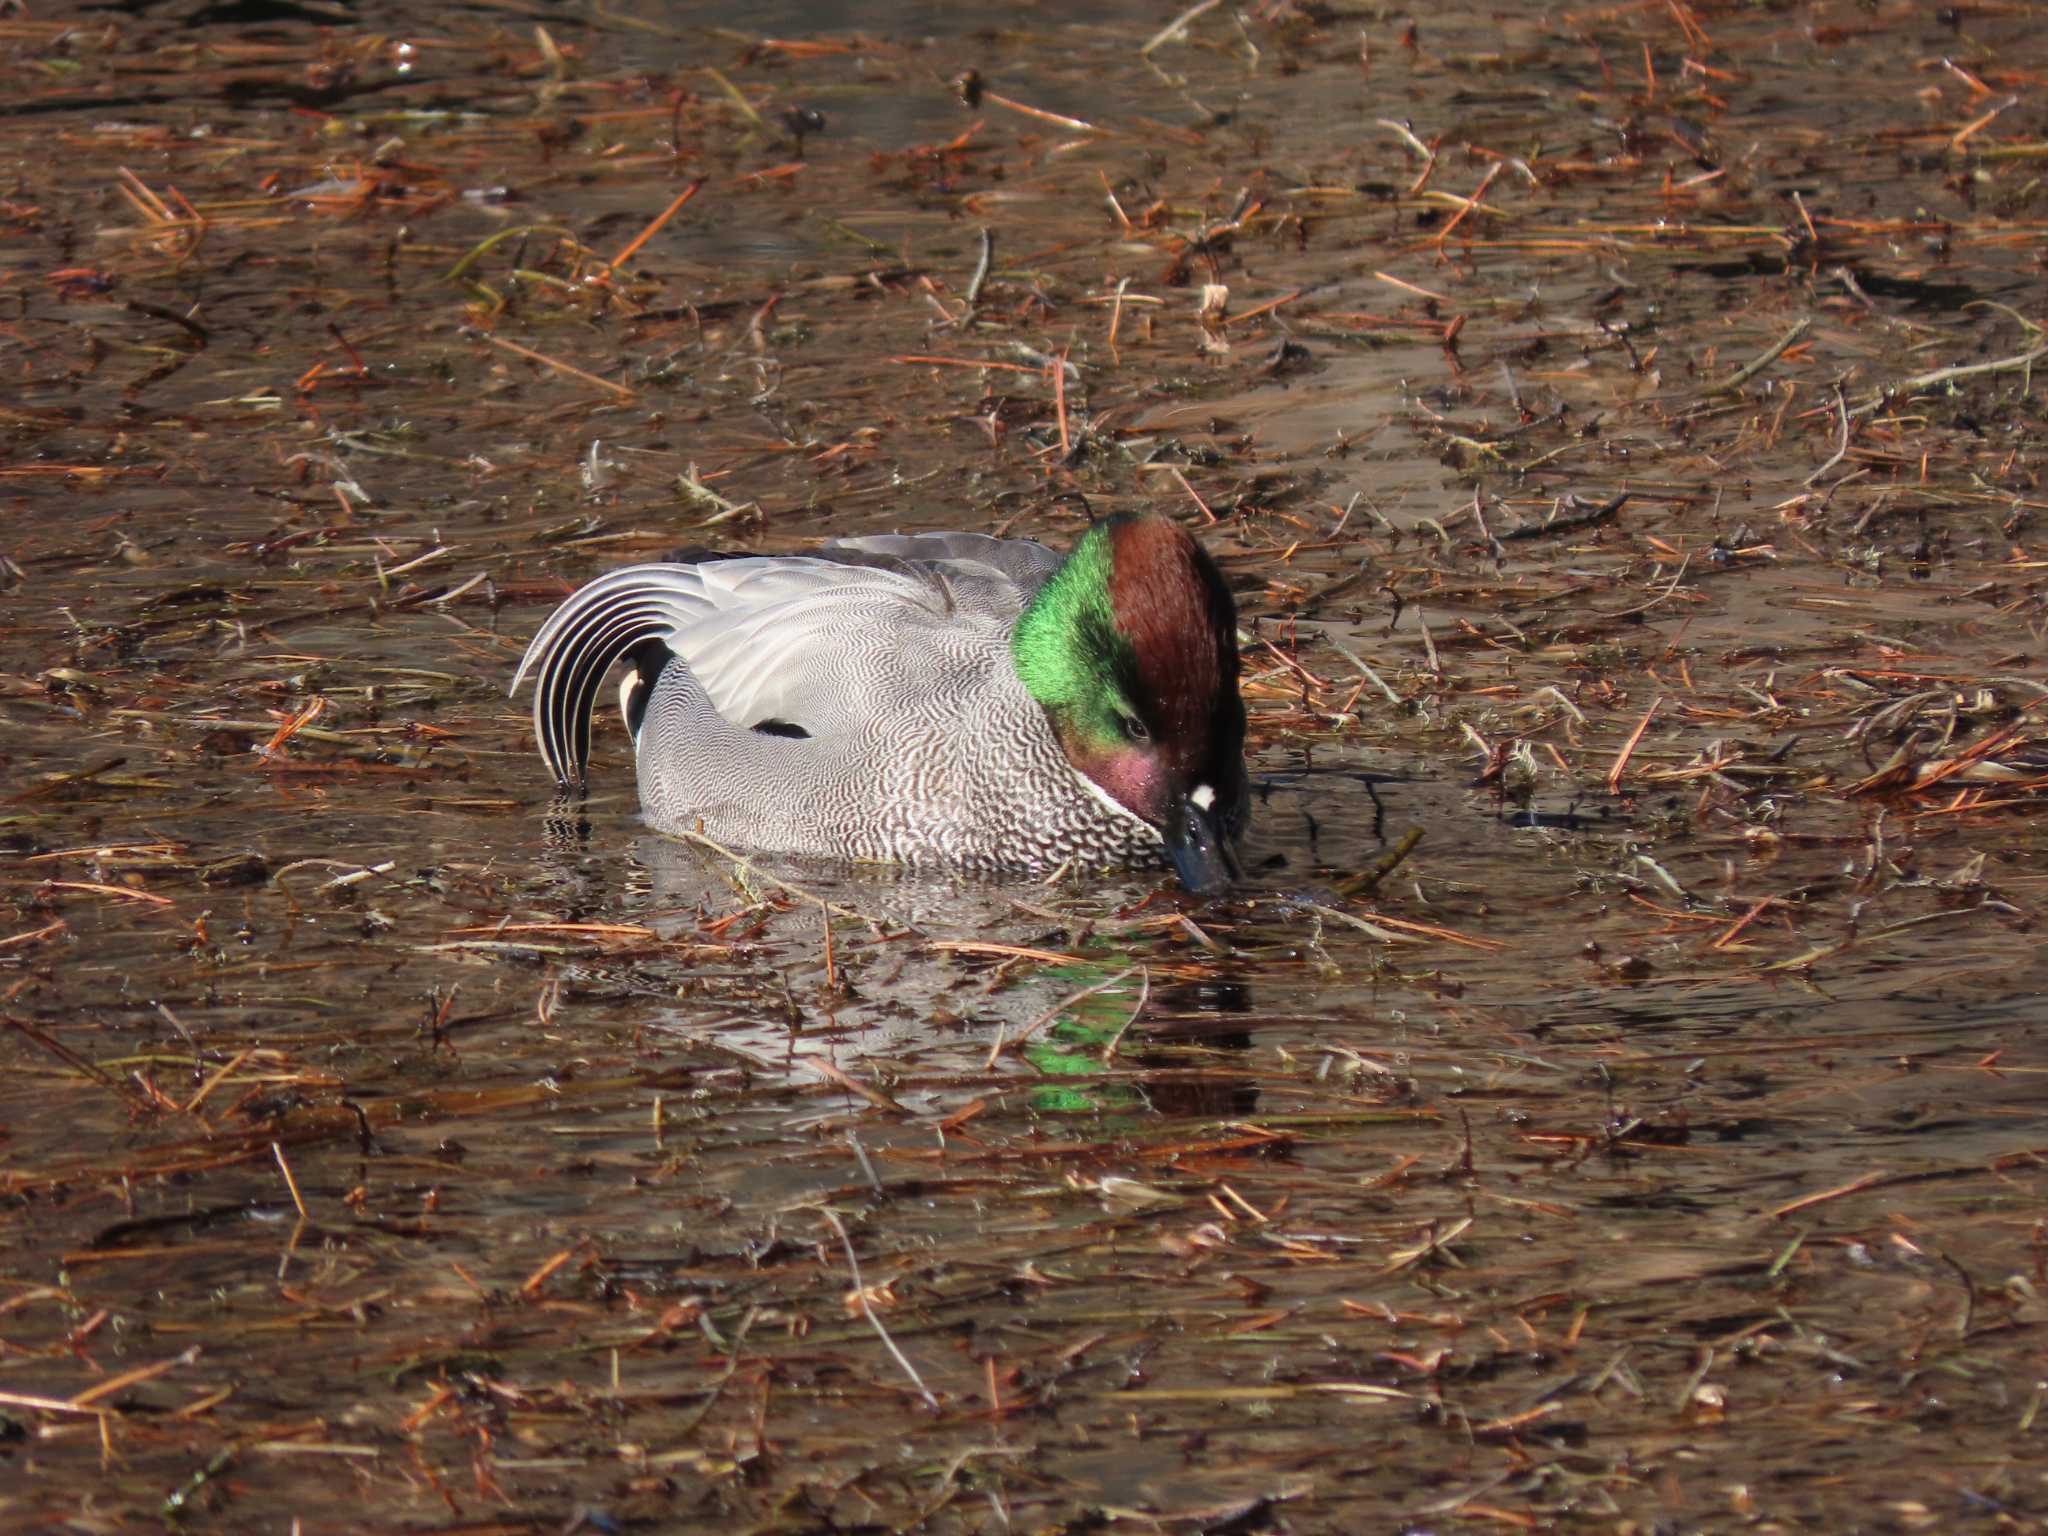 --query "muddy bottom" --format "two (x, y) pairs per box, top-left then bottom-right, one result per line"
(3, 1), (2046, 1531)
